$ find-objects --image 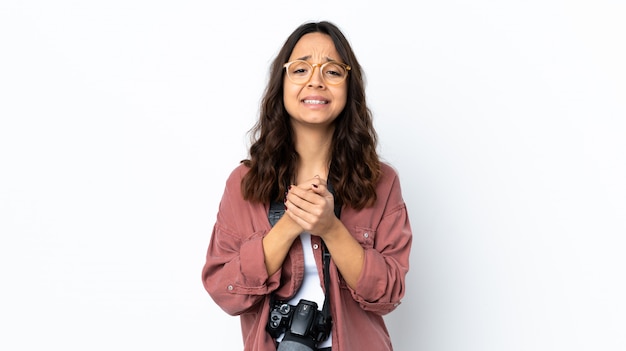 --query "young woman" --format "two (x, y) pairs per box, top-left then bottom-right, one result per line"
(202, 21), (412, 351)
